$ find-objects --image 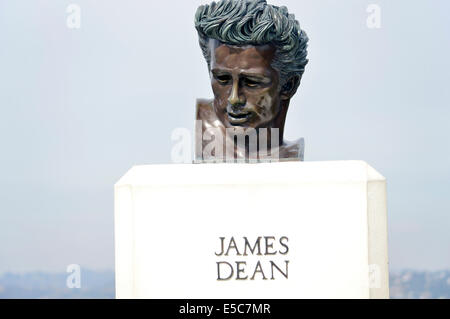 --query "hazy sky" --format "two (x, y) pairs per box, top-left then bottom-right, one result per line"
(0, 0), (449, 273)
